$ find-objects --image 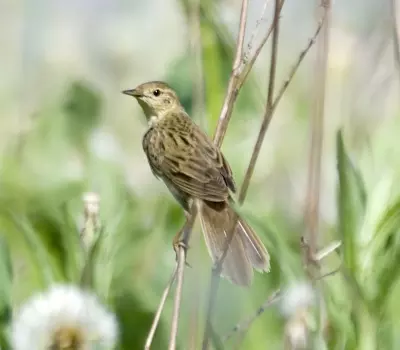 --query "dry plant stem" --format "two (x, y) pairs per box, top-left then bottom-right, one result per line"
(314, 240), (341, 261)
(168, 206), (197, 350)
(244, 0), (271, 63)
(145, 266), (178, 350)
(154, 0), (249, 346)
(189, 0), (205, 128)
(390, 0), (400, 81)
(239, 0), (280, 203)
(213, 0), (249, 147)
(214, 0), (285, 146)
(145, 206), (197, 350)
(81, 192), (100, 252)
(305, 0), (330, 260)
(239, 8), (326, 202)
(201, 195), (243, 348)
(204, 2), (328, 348)
(148, 1), (252, 346)
(201, 1), (250, 348)
(223, 289), (281, 343)
(304, 0), (331, 347)
(169, 246), (187, 350)
(239, 0), (285, 90)
(317, 266), (341, 280)
(188, 2), (204, 347)
(273, 11), (326, 107)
